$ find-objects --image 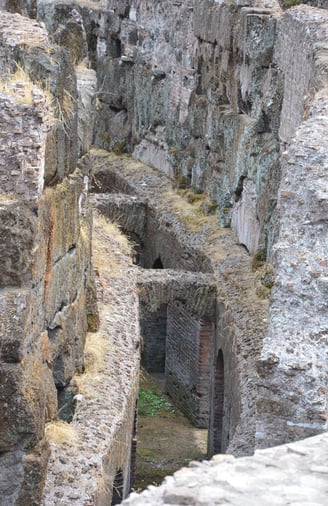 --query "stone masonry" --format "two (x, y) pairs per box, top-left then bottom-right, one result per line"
(0, 0), (327, 505)
(0, 9), (96, 505)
